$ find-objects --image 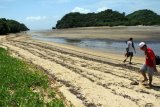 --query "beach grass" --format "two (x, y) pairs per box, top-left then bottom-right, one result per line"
(0, 47), (64, 107)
